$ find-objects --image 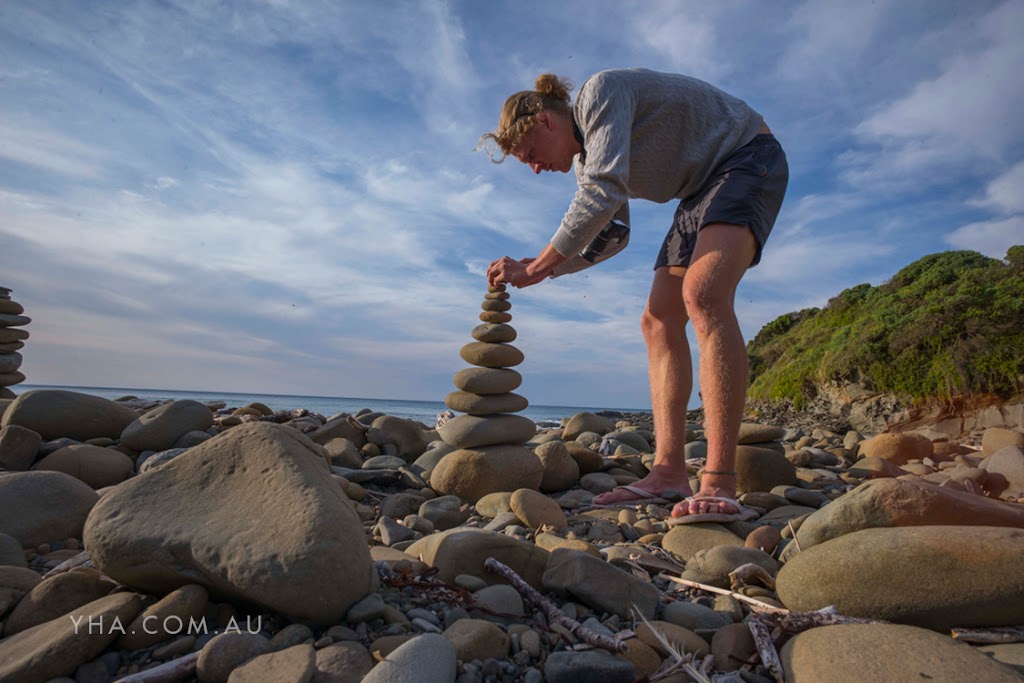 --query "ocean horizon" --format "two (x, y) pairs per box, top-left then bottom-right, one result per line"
(14, 384), (651, 428)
